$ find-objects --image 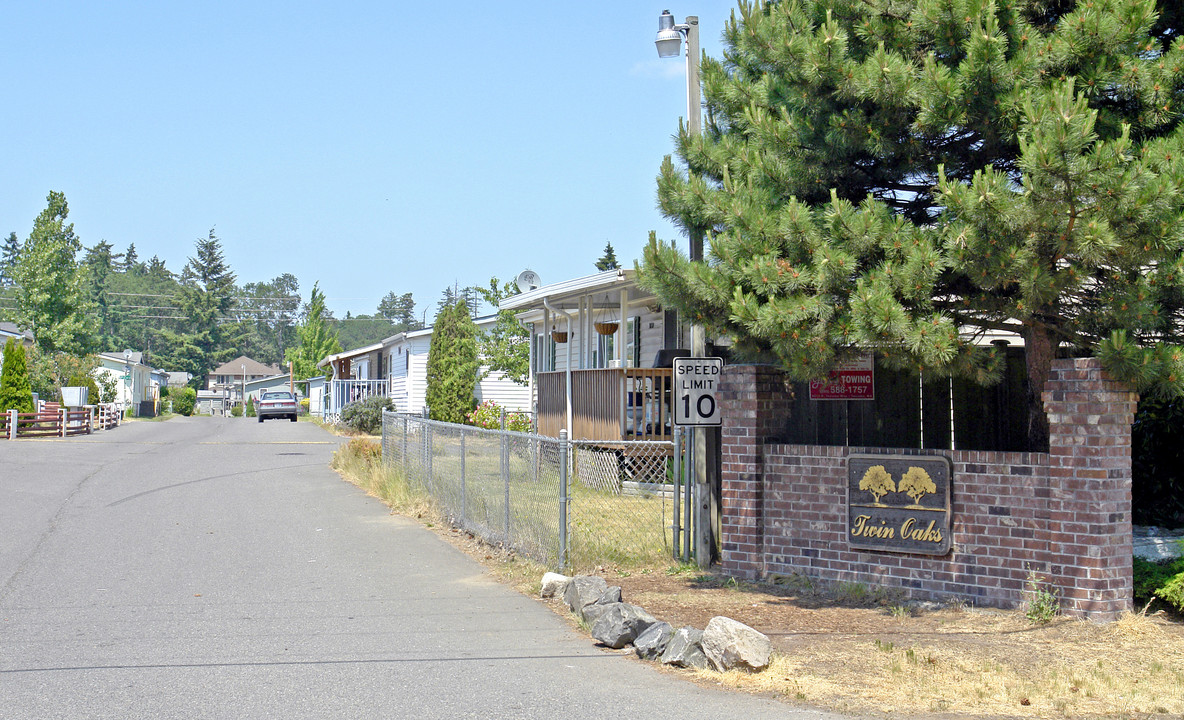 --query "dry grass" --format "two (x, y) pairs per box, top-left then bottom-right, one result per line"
(334, 439), (1184, 718)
